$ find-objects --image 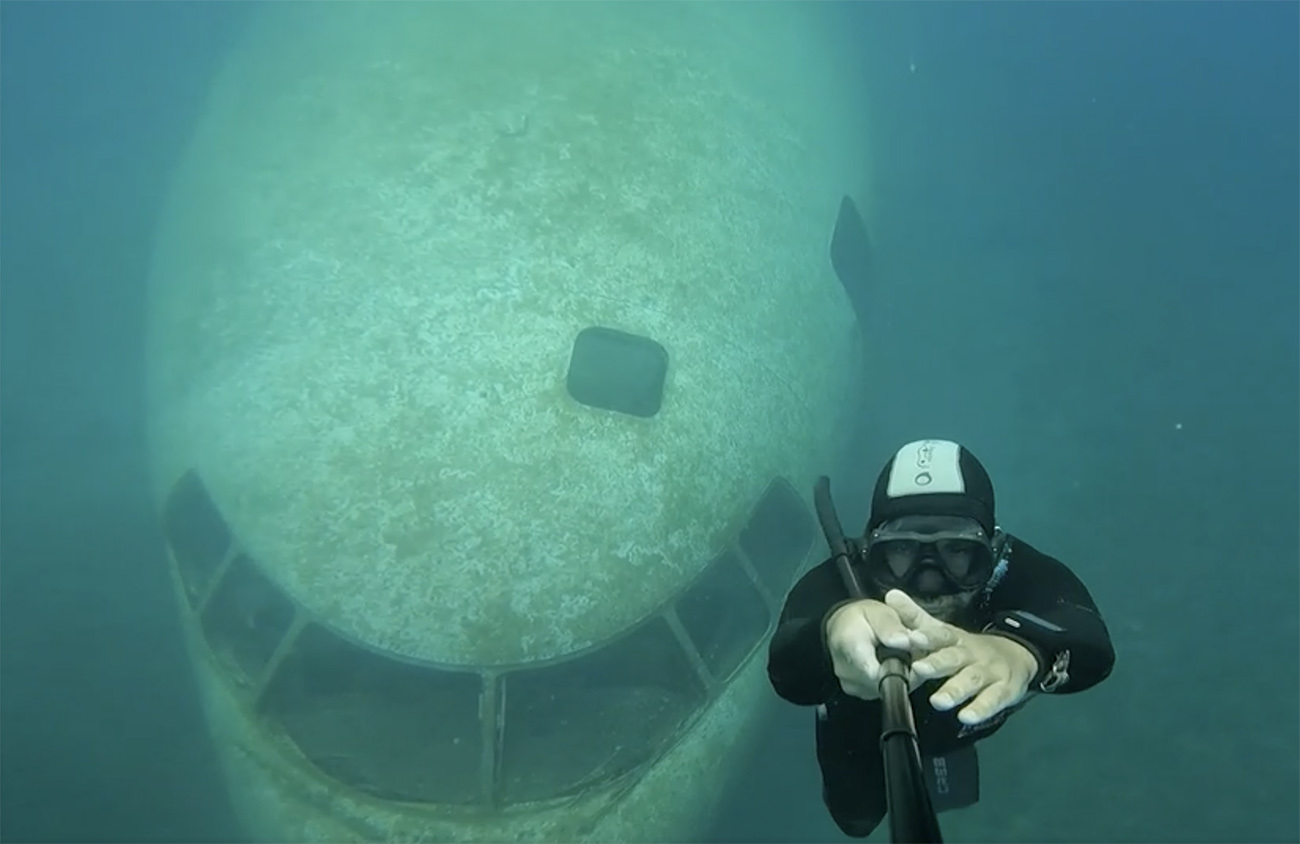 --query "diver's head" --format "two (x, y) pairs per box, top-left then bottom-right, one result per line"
(860, 440), (999, 622)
